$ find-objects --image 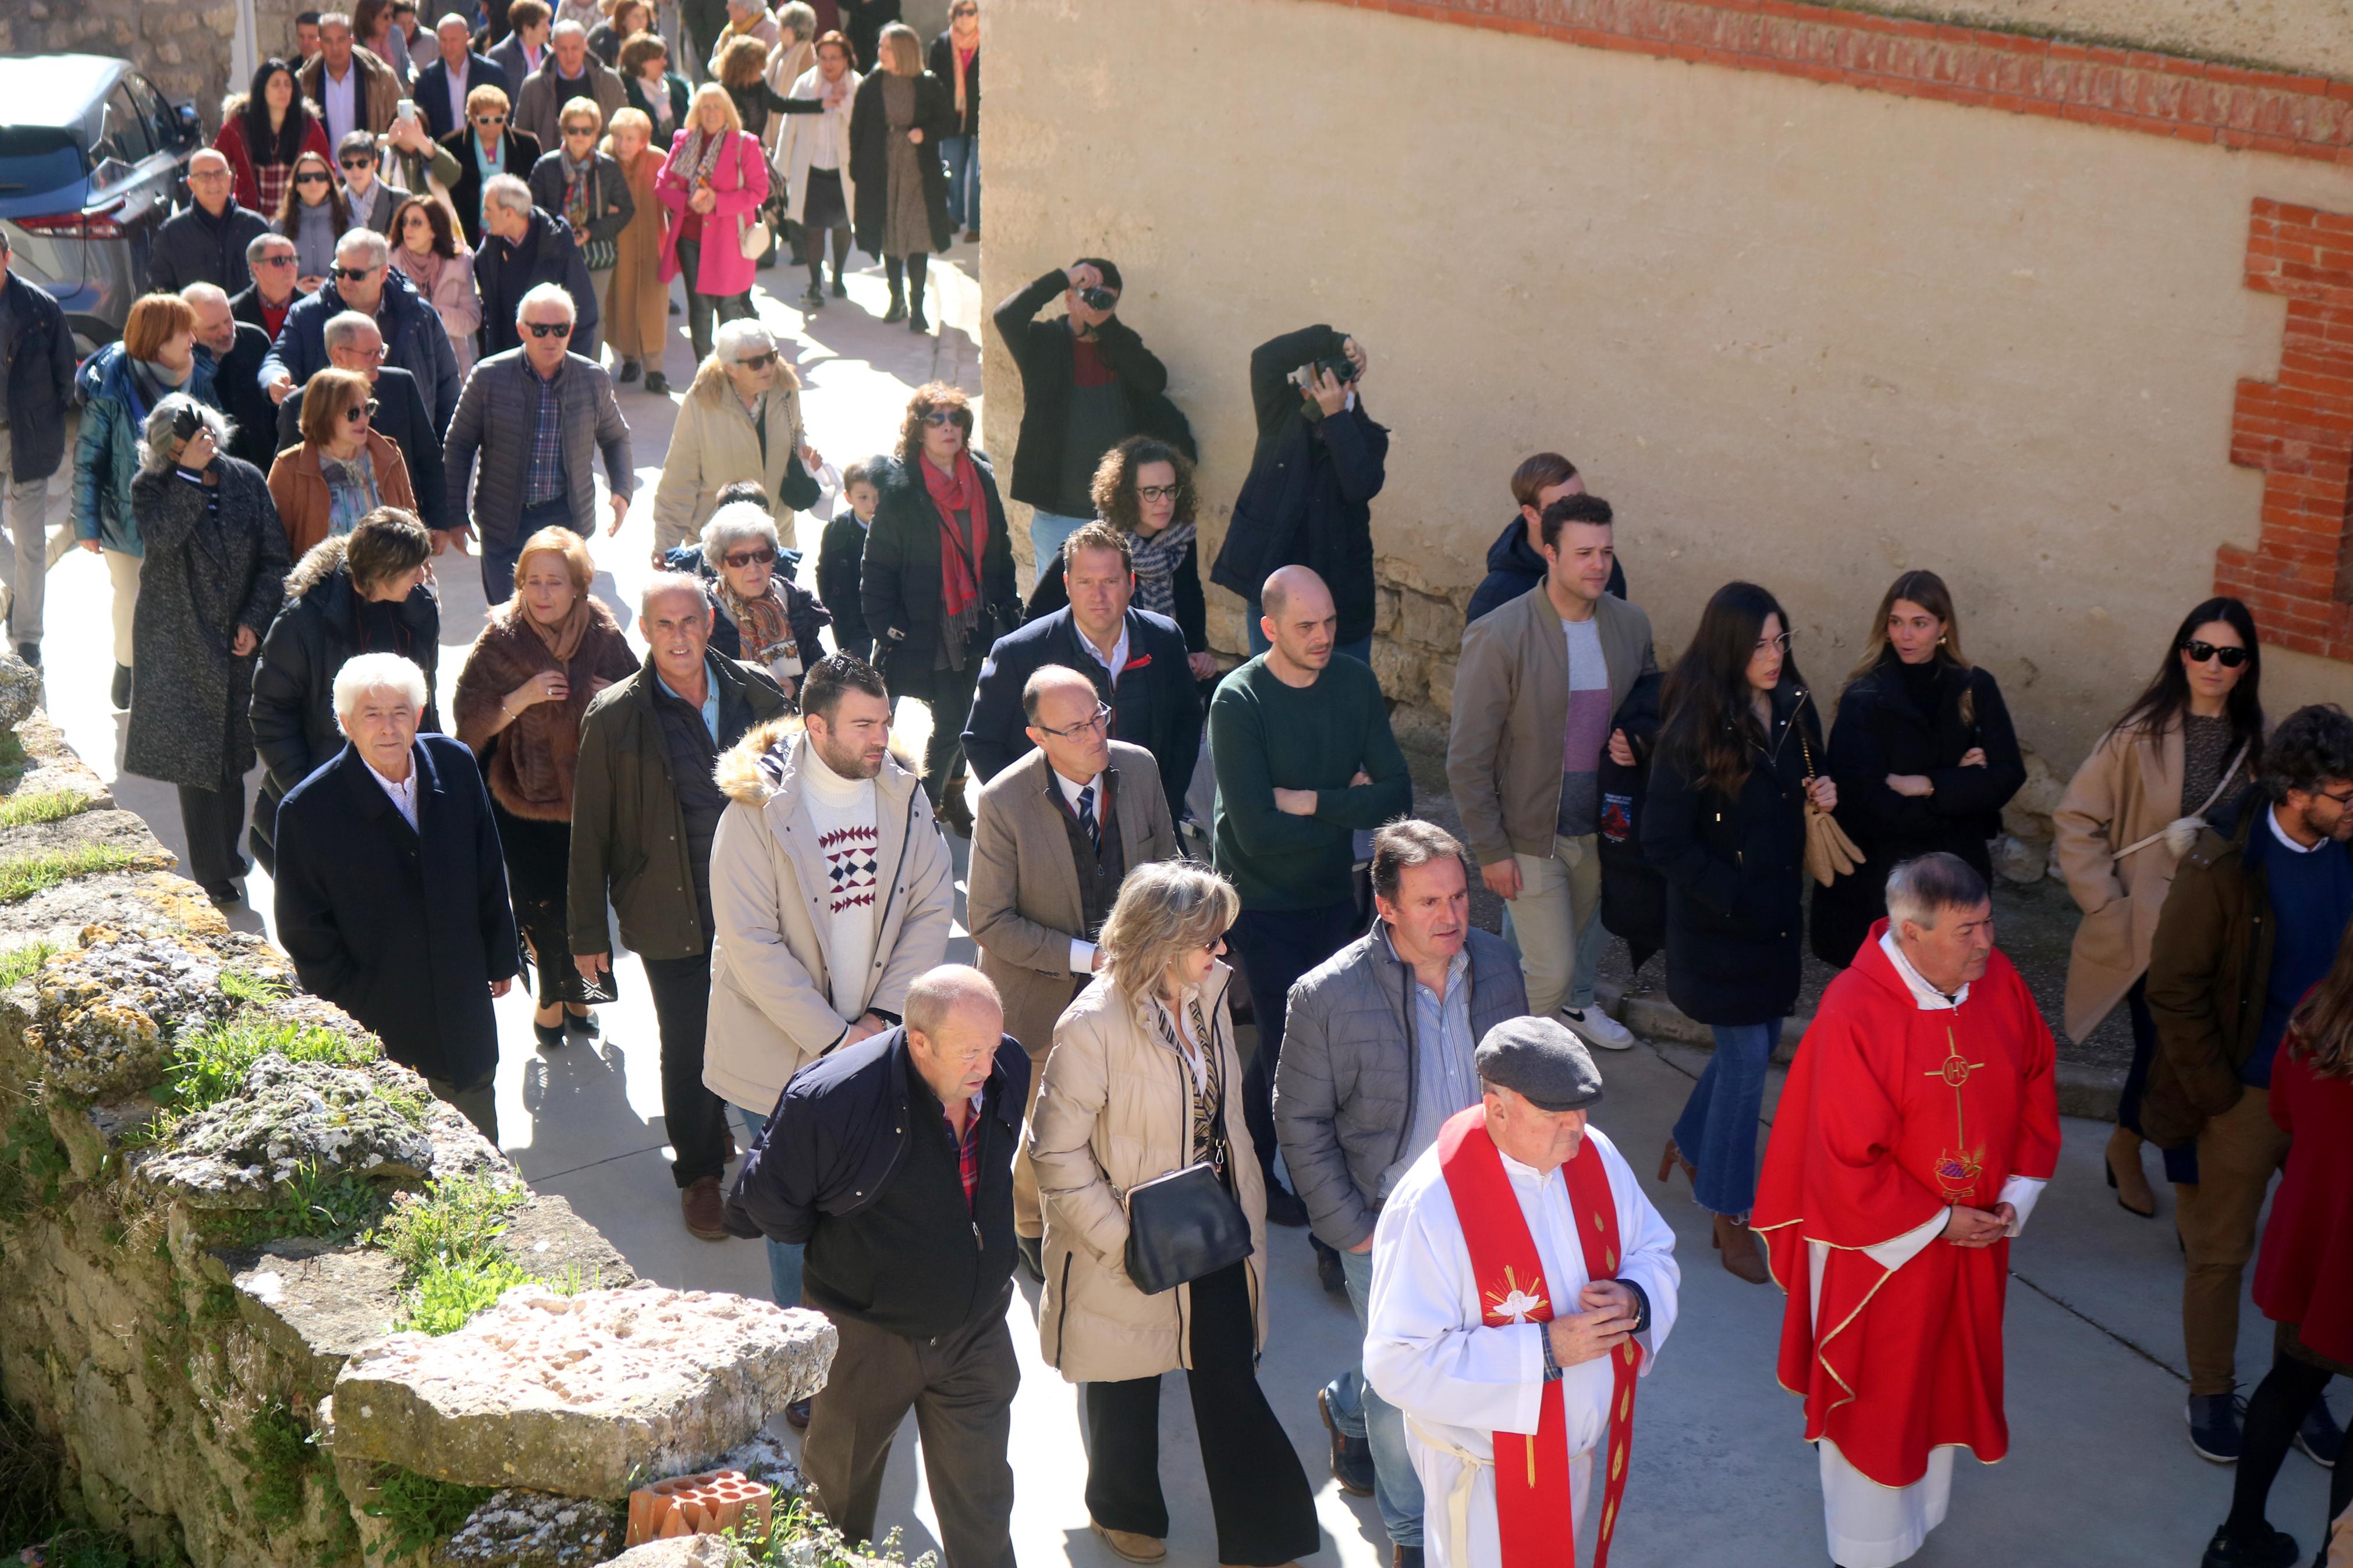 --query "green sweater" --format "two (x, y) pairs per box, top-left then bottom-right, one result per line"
(1210, 653), (1412, 911)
